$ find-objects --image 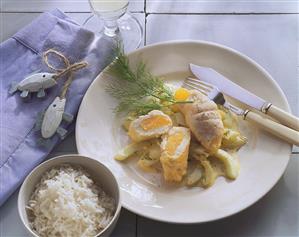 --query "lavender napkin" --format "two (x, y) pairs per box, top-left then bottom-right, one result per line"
(0, 9), (115, 206)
